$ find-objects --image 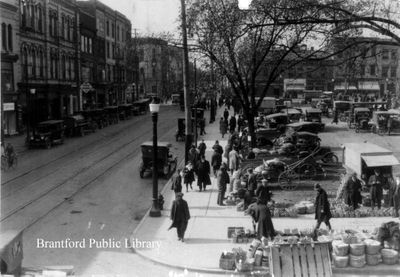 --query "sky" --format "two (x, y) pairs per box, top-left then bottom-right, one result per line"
(98, 0), (181, 36)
